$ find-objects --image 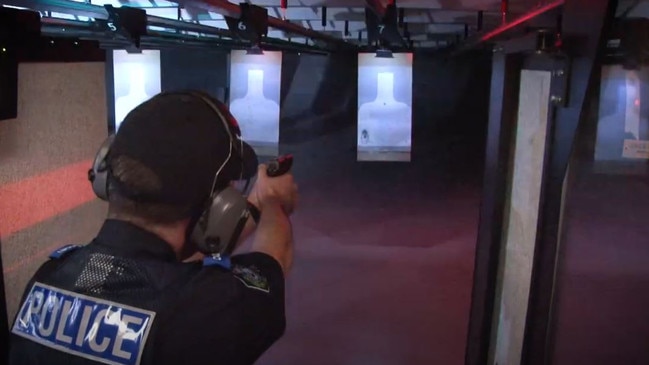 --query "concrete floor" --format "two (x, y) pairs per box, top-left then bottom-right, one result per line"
(551, 169), (649, 365)
(253, 136), (481, 365)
